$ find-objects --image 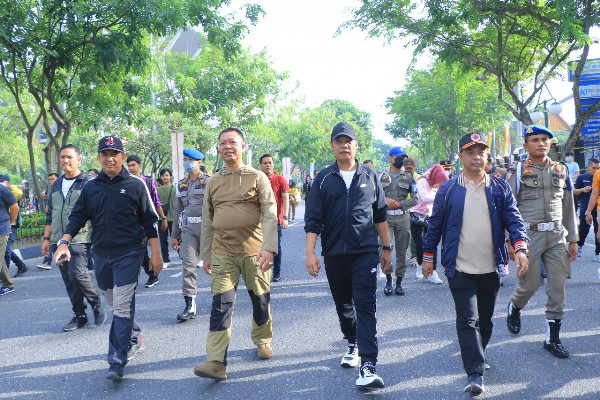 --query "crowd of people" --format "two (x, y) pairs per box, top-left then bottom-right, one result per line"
(0, 120), (591, 395)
